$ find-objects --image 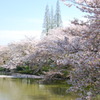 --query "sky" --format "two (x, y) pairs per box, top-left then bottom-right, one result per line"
(0, 0), (86, 45)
